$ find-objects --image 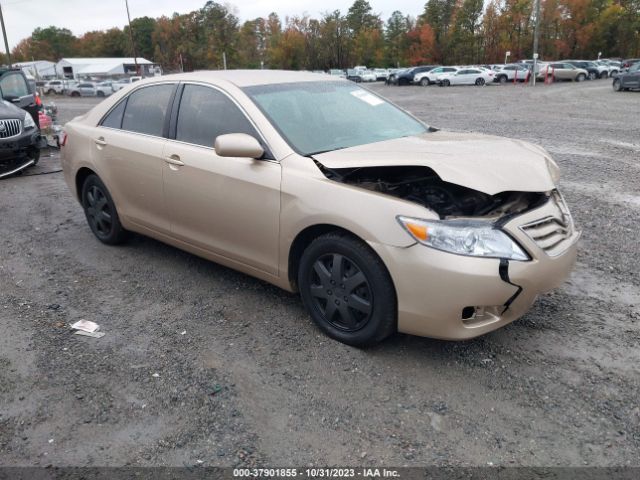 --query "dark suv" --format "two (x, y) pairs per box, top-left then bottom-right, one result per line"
(0, 68), (43, 178)
(389, 66), (437, 86)
(565, 60), (600, 80)
(613, 62), (640, 91)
